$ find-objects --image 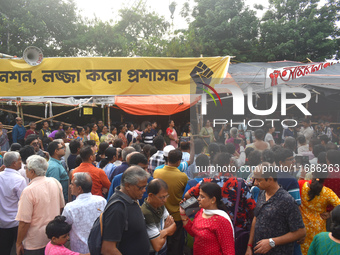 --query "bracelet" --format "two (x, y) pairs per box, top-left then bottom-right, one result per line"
(180, 213), (187, 216)
(247, 244), (253, 248)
